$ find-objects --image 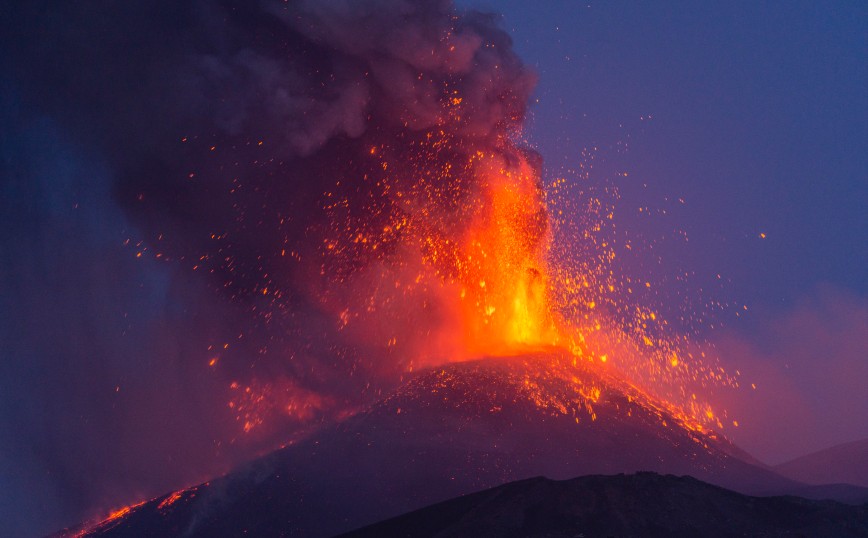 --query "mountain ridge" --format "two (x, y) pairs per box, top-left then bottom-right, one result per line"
(59, 355), (867, 537)
(774, 438), (868, 488)
(339, 472), (868, 538)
